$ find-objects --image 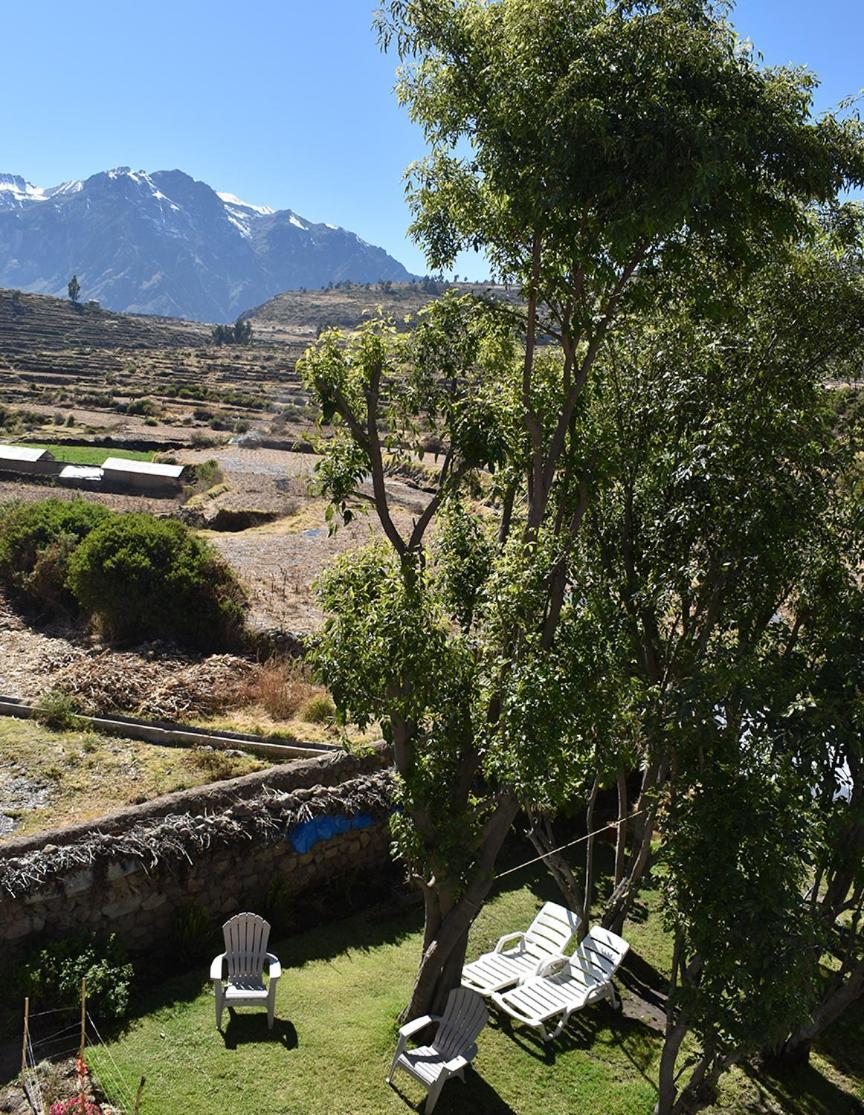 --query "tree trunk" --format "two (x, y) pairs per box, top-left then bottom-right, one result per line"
(582, 777), (600, 939)
(402, 795), (520, 1021)
(768, 957), (864, 1065)
(526, 814), (587, 926)
(602, 755), (666, 931)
